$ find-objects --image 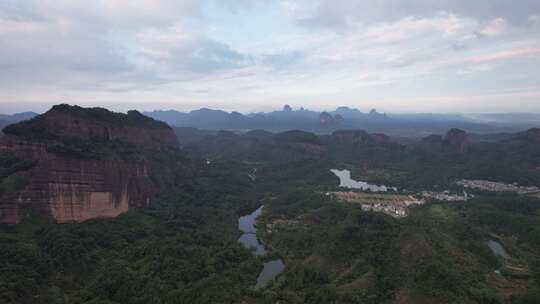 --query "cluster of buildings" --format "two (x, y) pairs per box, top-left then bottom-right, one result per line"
(329, 191), (425, 218)
(456, 179), (540, 195)
(326, 175), (540, 219)
(421, 190), (471, 202)
(360, 203), (409, 218)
